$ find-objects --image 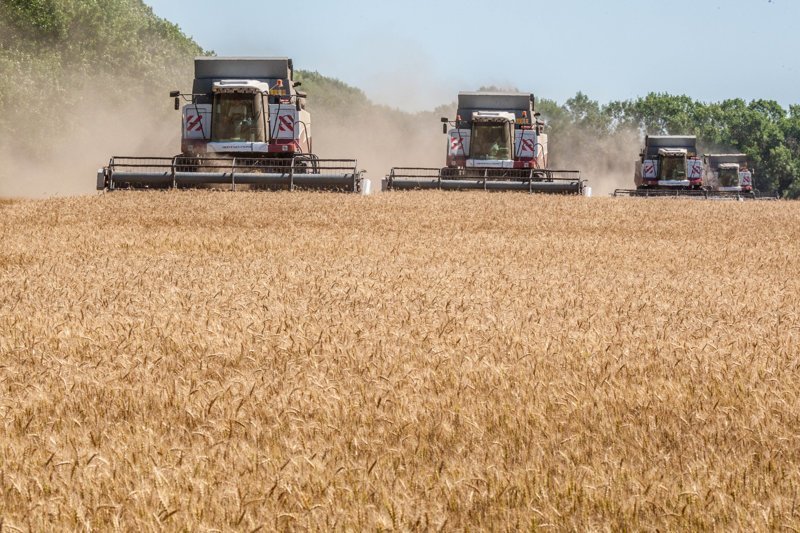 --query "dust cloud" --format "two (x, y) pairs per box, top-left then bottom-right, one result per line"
(547, 127), (641, 196)
(310, 104), (451, 188)
(0, 82), (180, 199)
